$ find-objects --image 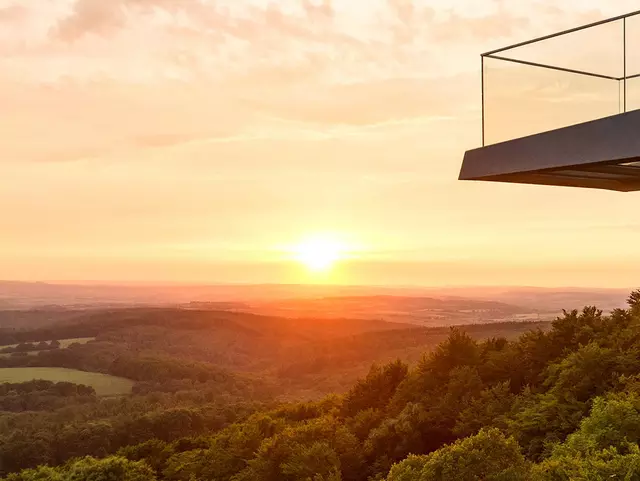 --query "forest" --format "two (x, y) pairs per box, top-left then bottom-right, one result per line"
(2, 292), (640, 480)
